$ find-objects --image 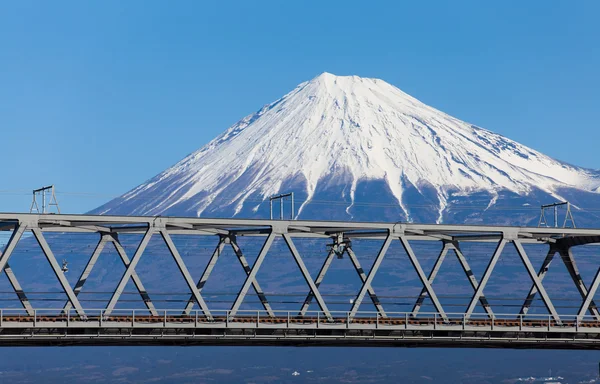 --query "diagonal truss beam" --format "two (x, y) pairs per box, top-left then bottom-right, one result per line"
(230, 237), (274, 317)
(109, 235), (158, 316)
(63, 234), (110, 312)
(346, 247), (386, 317)
(513, 240), (561, 323)
(560, 247), (600, 319)
(519, 246), (600, 320)
(453, 242), (494, 317)
(183, 236), (275, 316)
(230, 232), (276, 317)
(0, 231), (34, 315)
(160, 230), (212, 320)
(283, 234), (332, 321)
(465, 239), (506, 320)
(578, 265), (600, 320)
(349, 234), (392, 318)
(0, 224), (26, 273)
(412, 242), (450, 315)
(105, 228), (154, 316)
(31, 228), (86, 317)
(519, 246), (556, 316)
(399, 236), (448, 322)
(183, 237), (226, 315)
(299, 248), (335, 316)
(64, 234), (159, 315)
(3, 263), (34, 316)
